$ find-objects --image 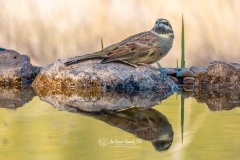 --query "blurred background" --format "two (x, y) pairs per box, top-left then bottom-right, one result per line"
(0, 0), (239, 67)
